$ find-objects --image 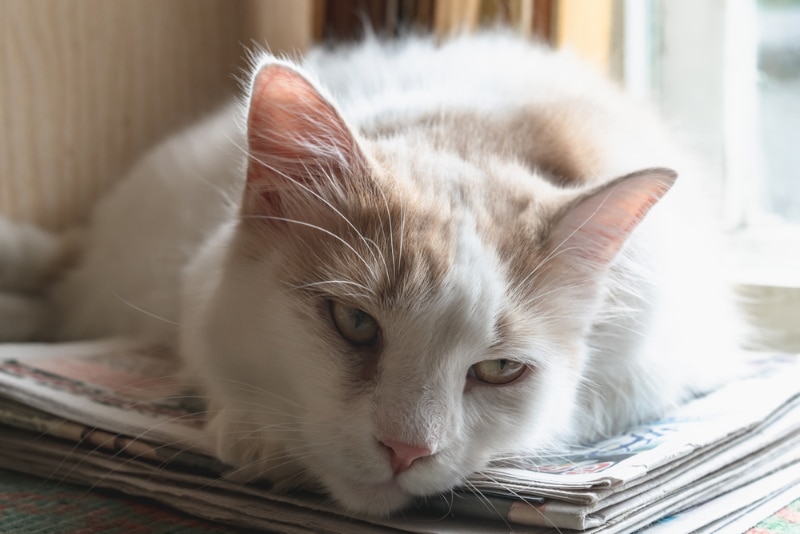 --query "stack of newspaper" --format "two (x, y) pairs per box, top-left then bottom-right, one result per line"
(0, 339), (798, 533)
